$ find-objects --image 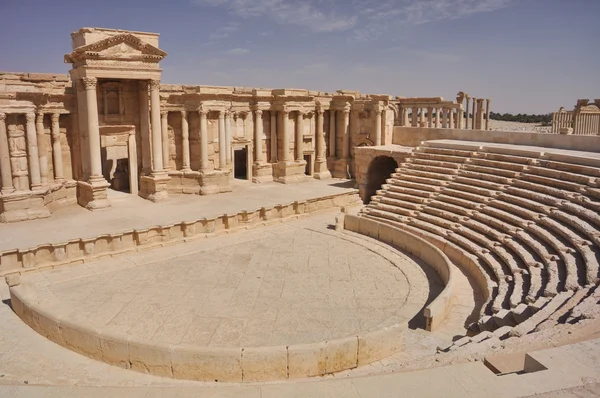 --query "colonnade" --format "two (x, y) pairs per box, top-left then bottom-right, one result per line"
(0, 111), (66, 194)
(398, 97), (491, 130)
